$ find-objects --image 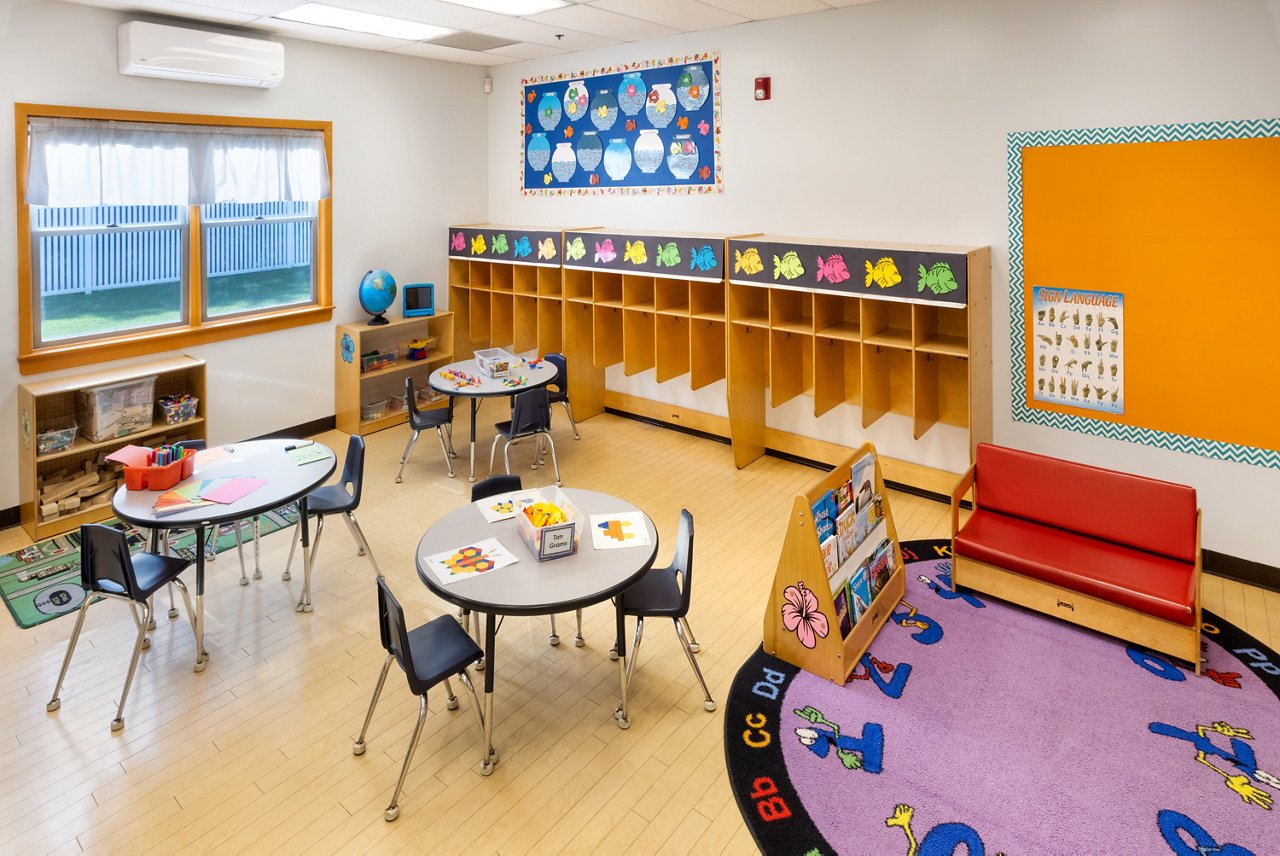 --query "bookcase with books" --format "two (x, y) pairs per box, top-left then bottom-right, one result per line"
(762, 443), (905, 684)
